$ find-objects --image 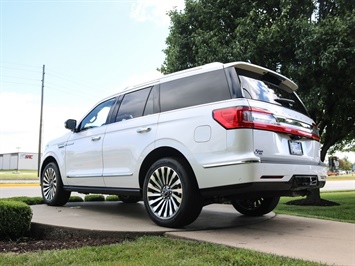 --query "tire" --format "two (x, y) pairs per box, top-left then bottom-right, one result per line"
(231, 196), (280, 216)
(41, 162), (71, 206)
(143, 158), (202, 228)
(120, 195), (141, 203)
